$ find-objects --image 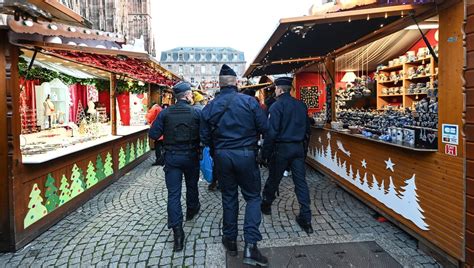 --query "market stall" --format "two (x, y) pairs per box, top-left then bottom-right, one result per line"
(245, 0), (470, 266)
(0, 13), (179, 251)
